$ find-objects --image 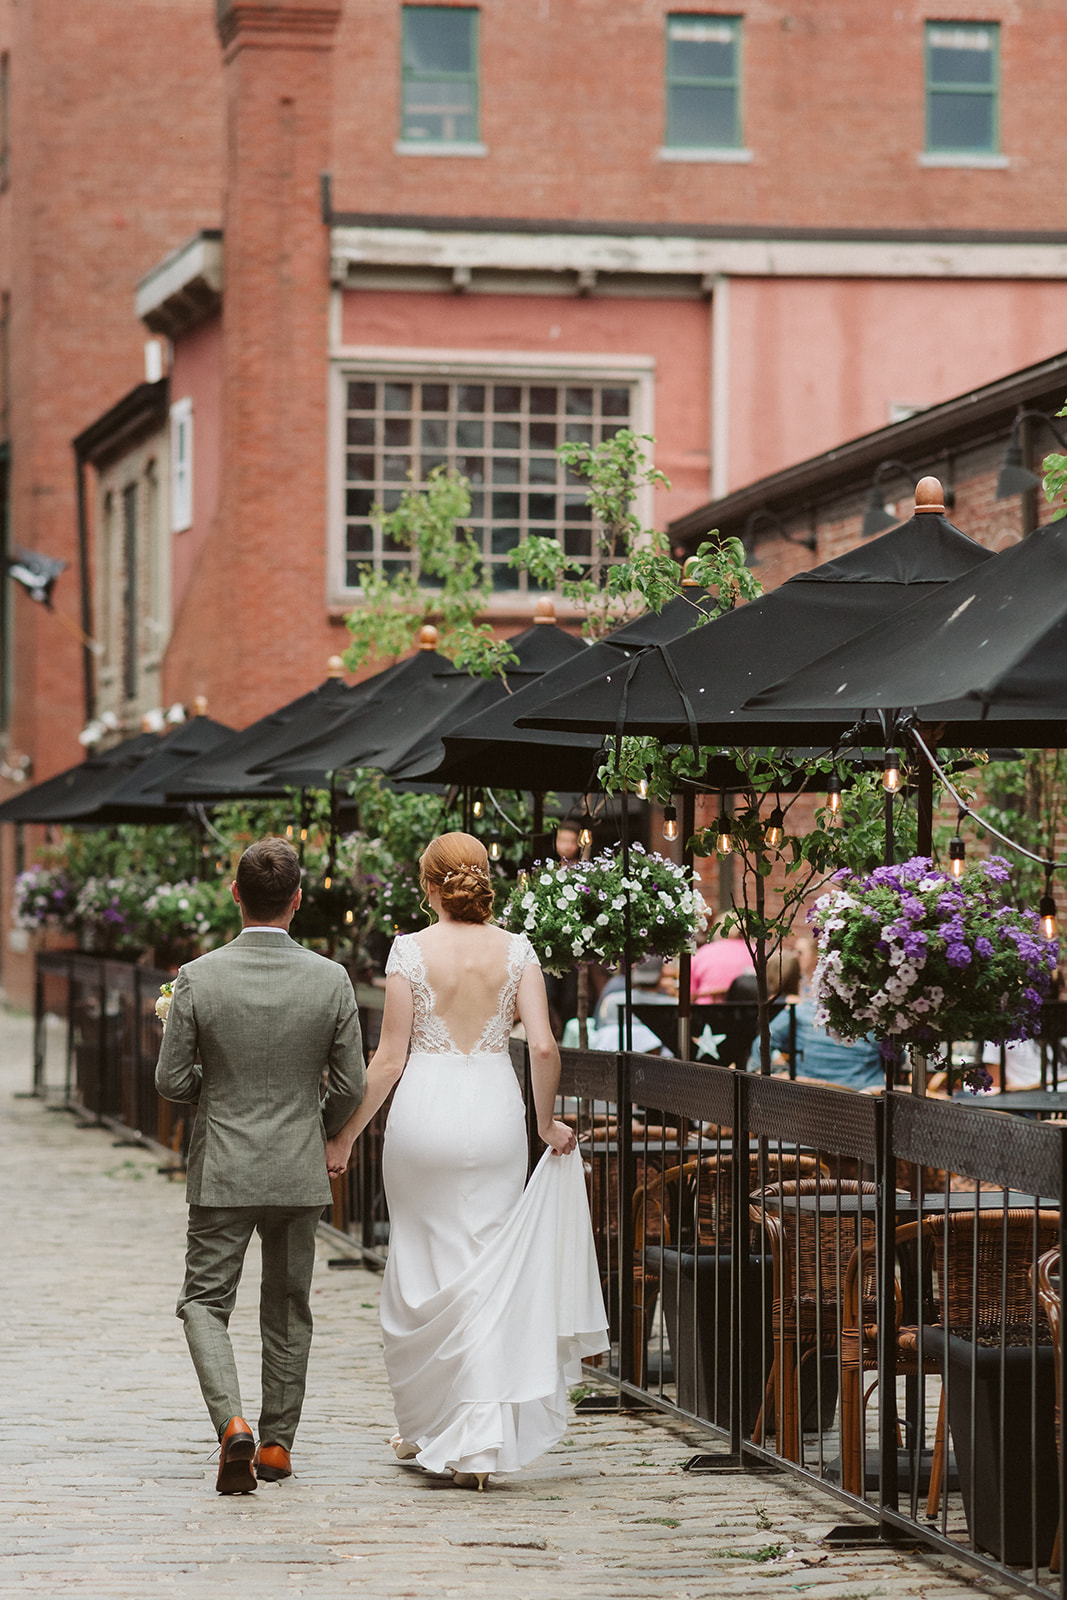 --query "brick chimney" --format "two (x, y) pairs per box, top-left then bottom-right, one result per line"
(165, 0), (342, 723)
